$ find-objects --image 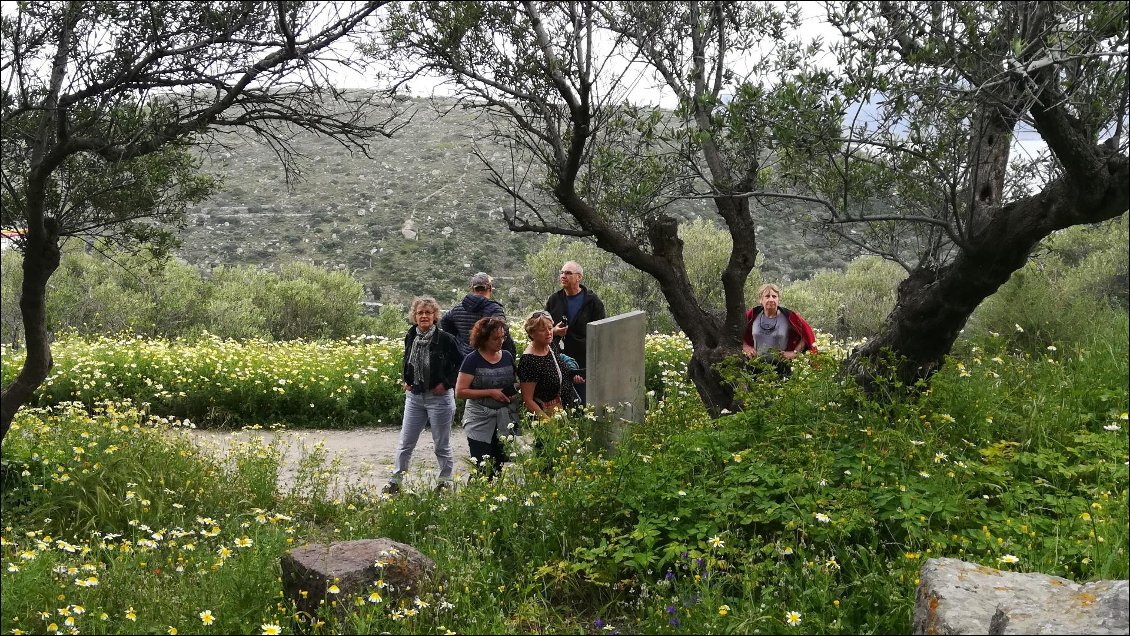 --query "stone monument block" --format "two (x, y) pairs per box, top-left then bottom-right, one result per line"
(587, 310), (647, 448)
